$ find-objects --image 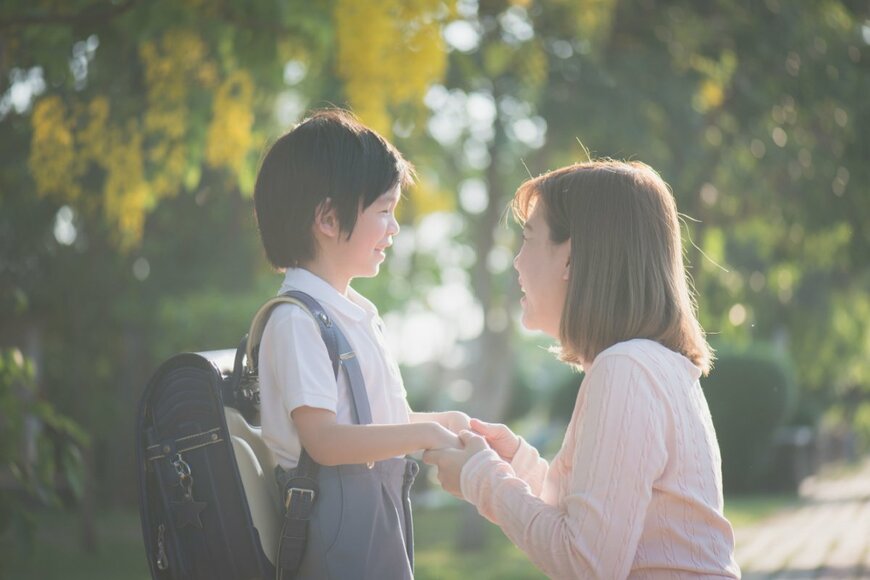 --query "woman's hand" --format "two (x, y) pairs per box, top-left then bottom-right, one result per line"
(470, 418), (521, 462)
(423, 431), (489, 497)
